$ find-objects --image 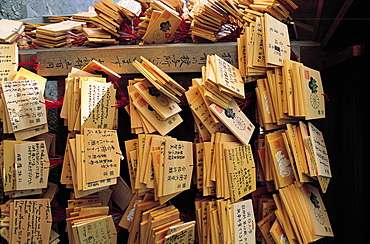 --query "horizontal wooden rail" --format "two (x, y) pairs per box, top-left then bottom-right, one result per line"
(19, 42), (238, 76)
